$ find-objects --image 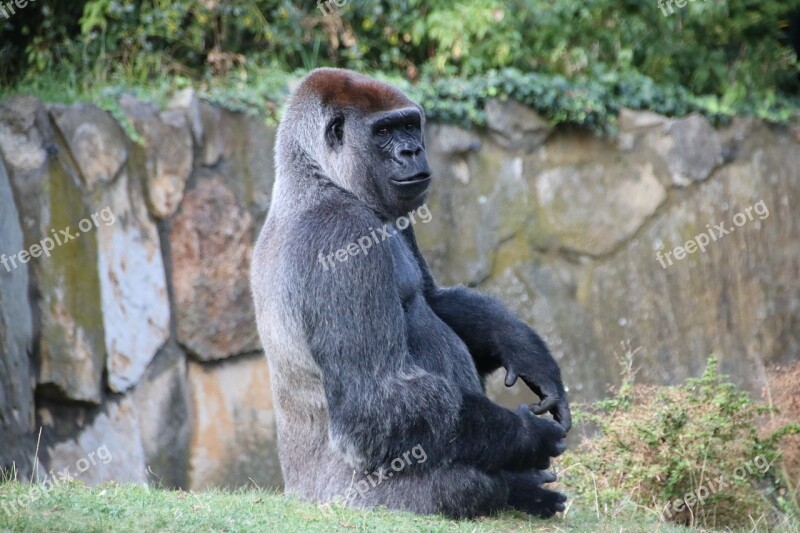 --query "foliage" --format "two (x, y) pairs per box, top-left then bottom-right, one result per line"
(1, 1), (799, 127)
(560, 354), (800, 529)
(398, 68), (798, 133)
